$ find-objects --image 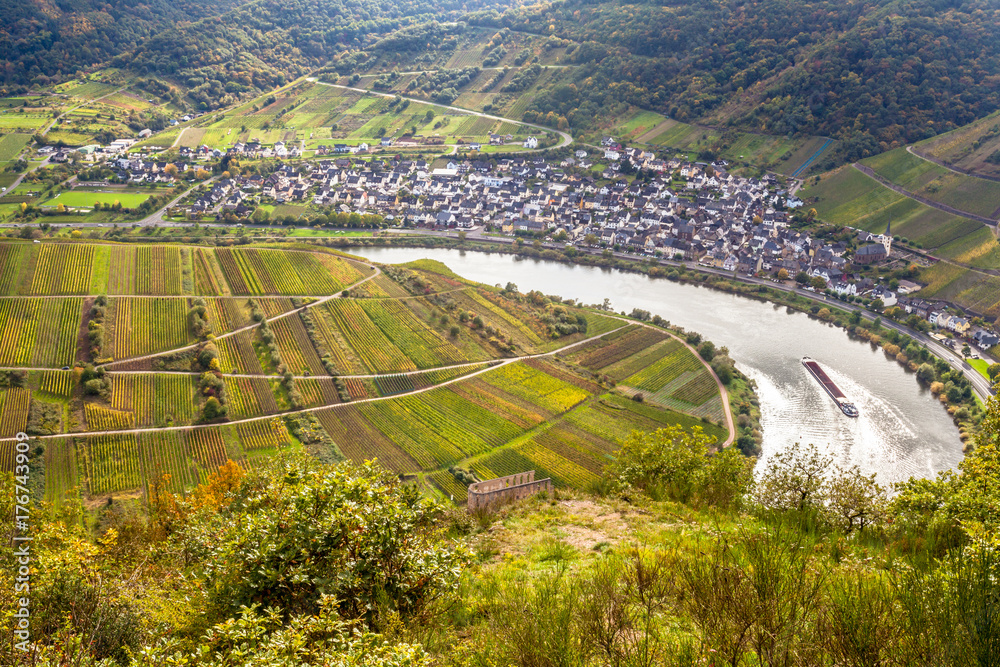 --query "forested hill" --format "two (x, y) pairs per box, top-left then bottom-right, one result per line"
(6, 0), (1000, 164)
(0, 0), (249, 89)
(472, 0), (1000, 161)
(112, 0), (520, 110)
